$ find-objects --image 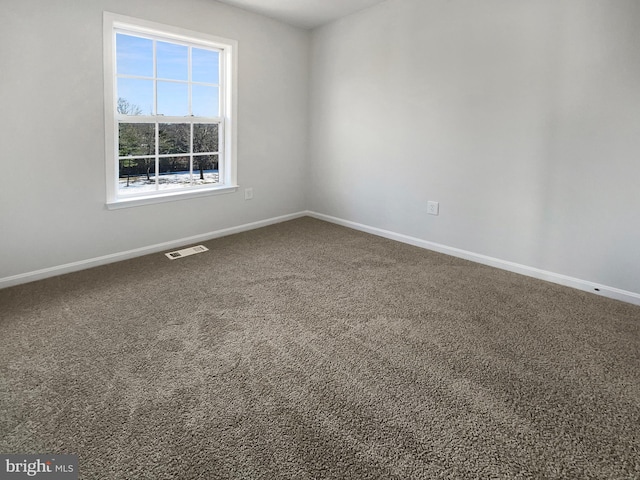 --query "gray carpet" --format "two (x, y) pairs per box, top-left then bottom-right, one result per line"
(1, 217), (639, 479)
